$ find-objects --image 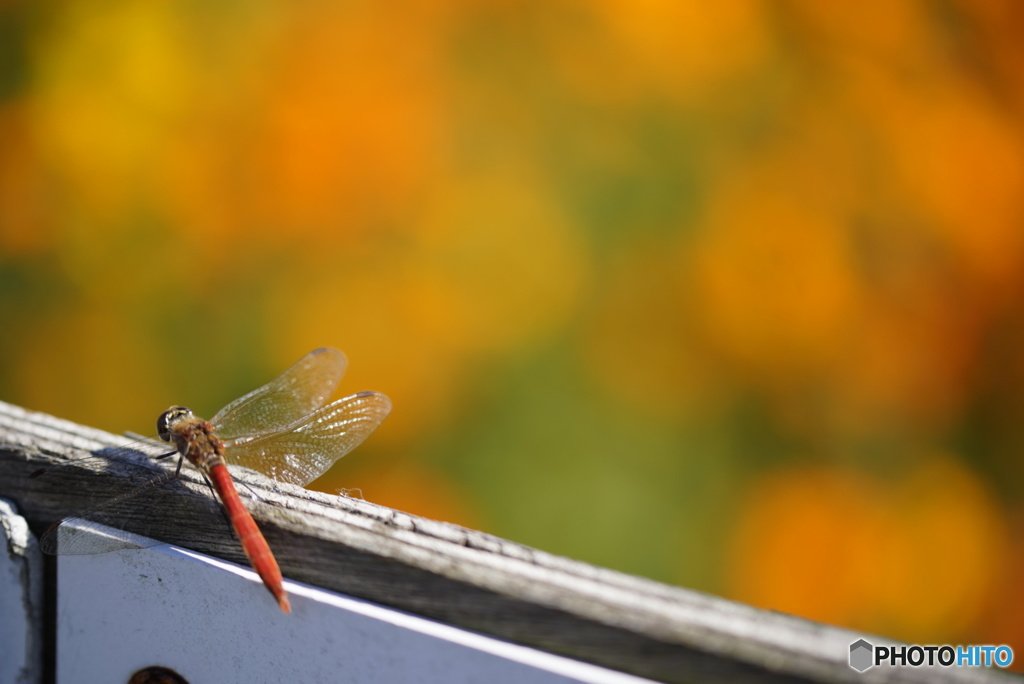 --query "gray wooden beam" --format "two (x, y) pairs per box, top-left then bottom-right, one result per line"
(0, 400), (1016, 684)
